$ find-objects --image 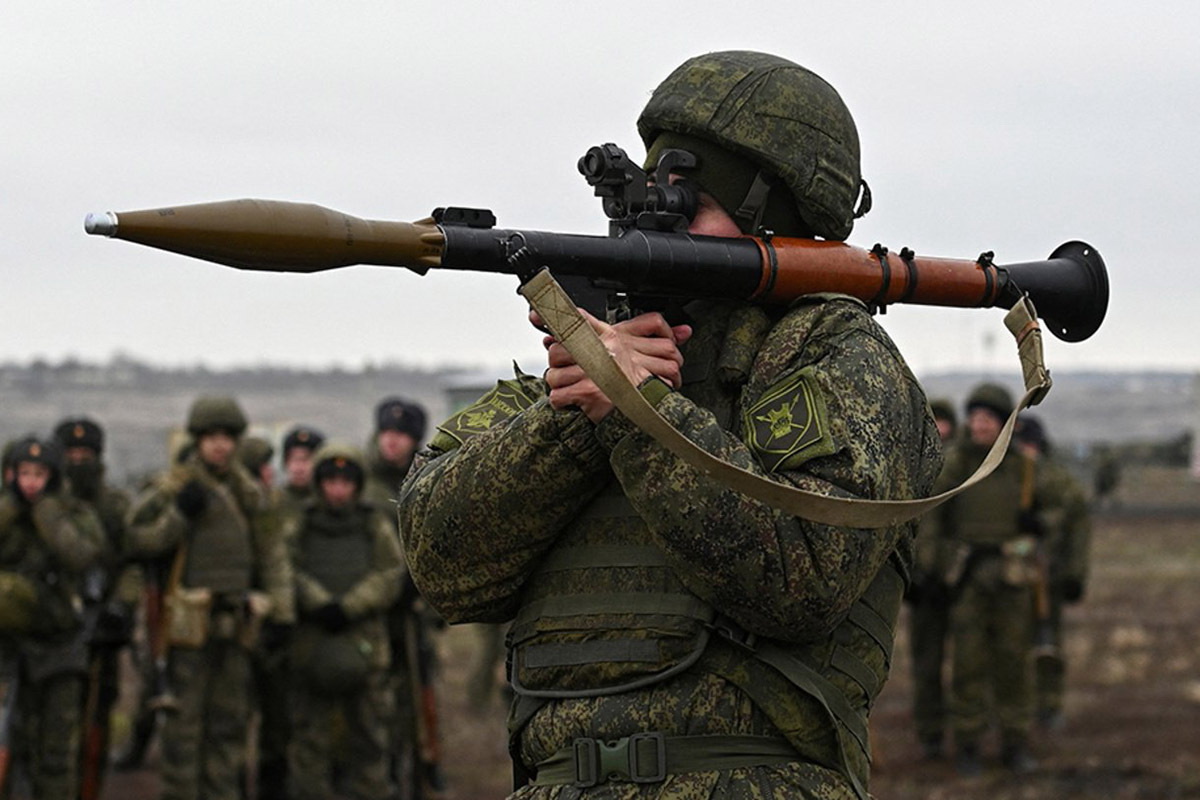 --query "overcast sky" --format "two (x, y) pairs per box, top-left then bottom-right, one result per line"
(3, 1), (1196, 380)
